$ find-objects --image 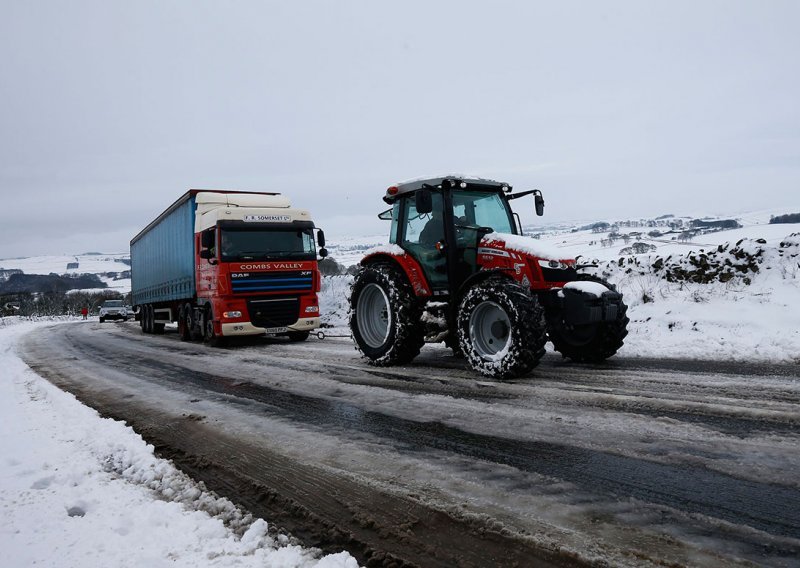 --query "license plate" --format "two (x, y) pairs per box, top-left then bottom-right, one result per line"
(263, 326), (288, 334)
